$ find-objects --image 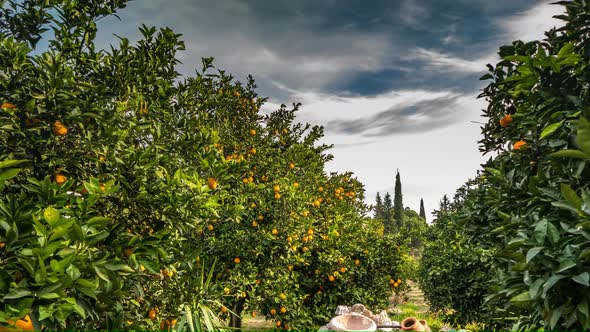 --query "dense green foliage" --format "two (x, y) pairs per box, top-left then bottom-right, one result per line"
(382, 192), (393, 233)
(374, 192), (383, 220)
(419, 186), (496, 327)
(0, 1), (405, 330)
(422, 1), (590, 330)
